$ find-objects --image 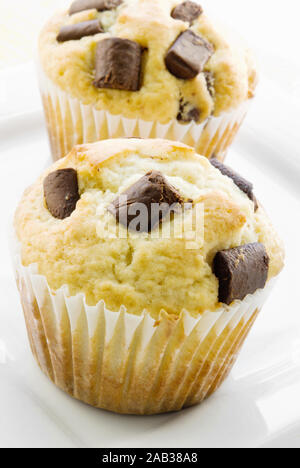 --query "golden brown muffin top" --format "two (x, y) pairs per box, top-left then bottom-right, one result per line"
(39, 0), (257, 124)
(15, 139), (284, 318)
